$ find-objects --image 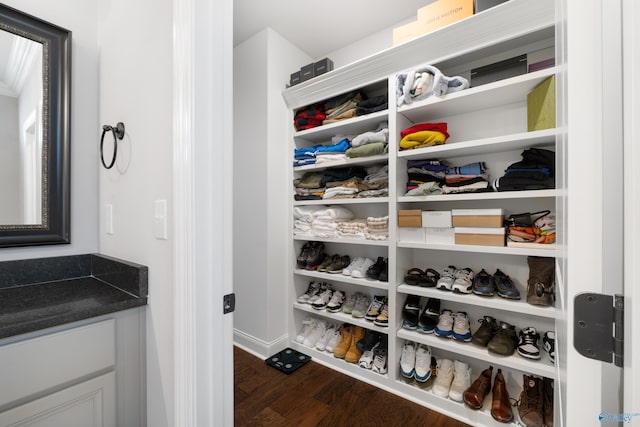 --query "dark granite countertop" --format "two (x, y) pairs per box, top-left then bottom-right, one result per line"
(0, 254), (148, 339)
